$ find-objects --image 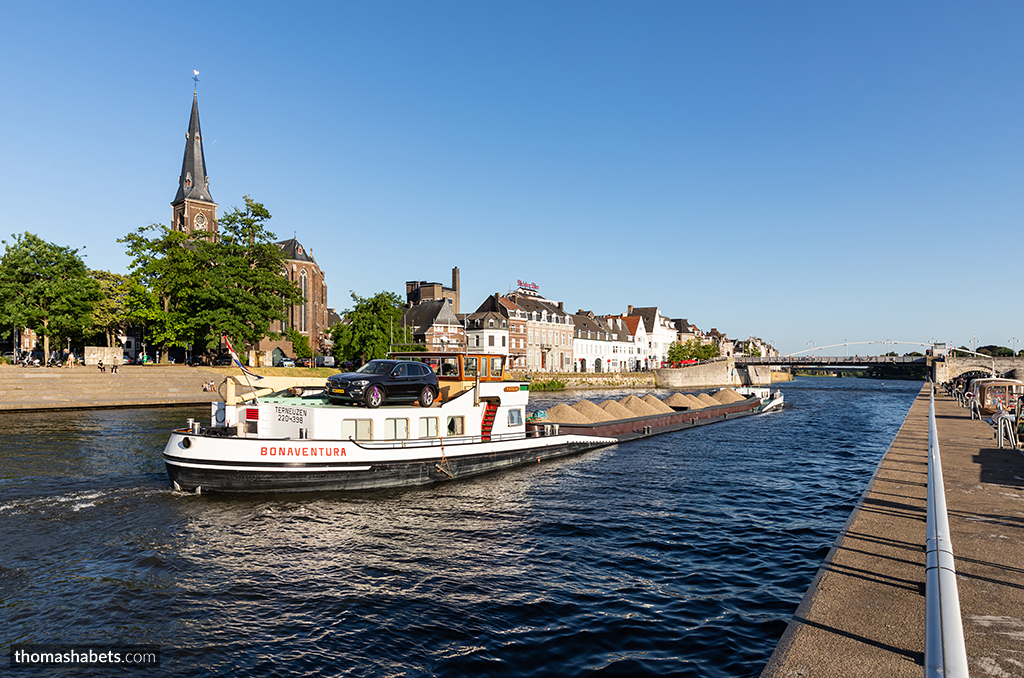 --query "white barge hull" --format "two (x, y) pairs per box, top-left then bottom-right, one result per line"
(163, 431), (615, 493)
